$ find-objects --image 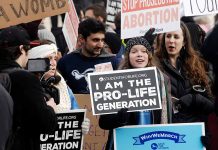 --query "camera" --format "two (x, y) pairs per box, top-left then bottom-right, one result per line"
(27, 58), (60, 104)
(27, 58), (50, 73)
